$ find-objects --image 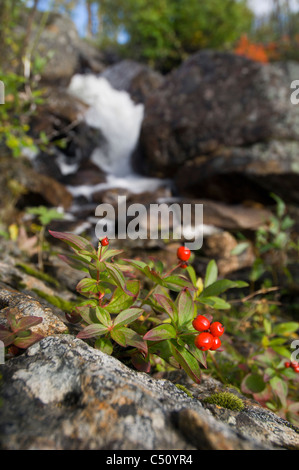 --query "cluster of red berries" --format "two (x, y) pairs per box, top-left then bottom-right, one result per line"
(177, 246), (191, 269)
(285, 360), (299, 373)
(192, 315), (224, 351)
(100, 237), (109, 247)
